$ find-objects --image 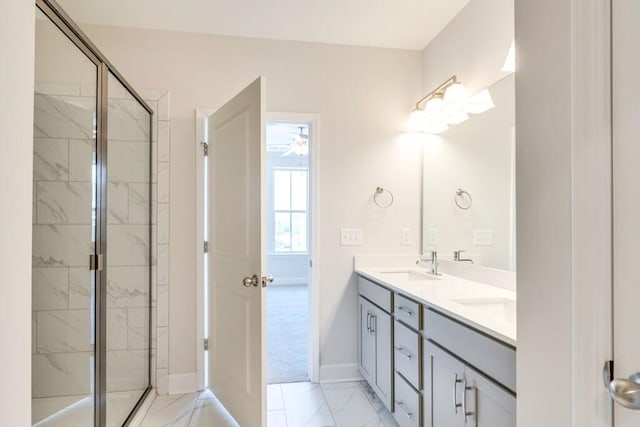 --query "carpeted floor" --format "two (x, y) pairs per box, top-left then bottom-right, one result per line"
(267, 284), (309, 384)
